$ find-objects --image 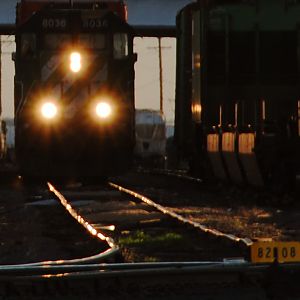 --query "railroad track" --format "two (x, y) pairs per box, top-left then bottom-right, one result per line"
(1, 172), (300, 299)
(47, 179), (249, 263)
(109, 171), (300, 264)
(2, 261), (300, 300)
(45, 170), (300, 264)
(135, 167), (204, 184)
(2, 170), (300, 265)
